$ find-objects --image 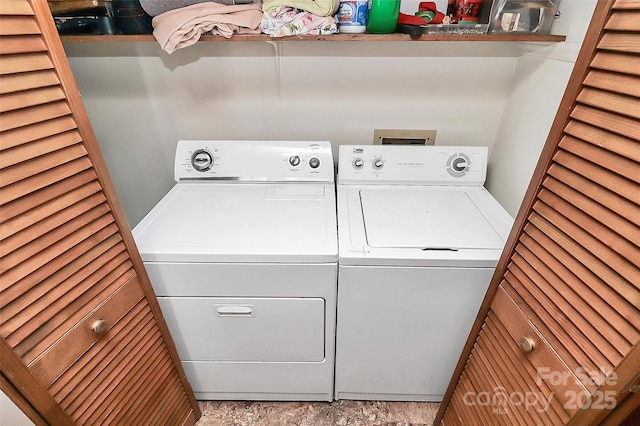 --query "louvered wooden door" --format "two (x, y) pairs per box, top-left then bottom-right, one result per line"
(436, 1), (640, 425)
(0, 0), (201, 424)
